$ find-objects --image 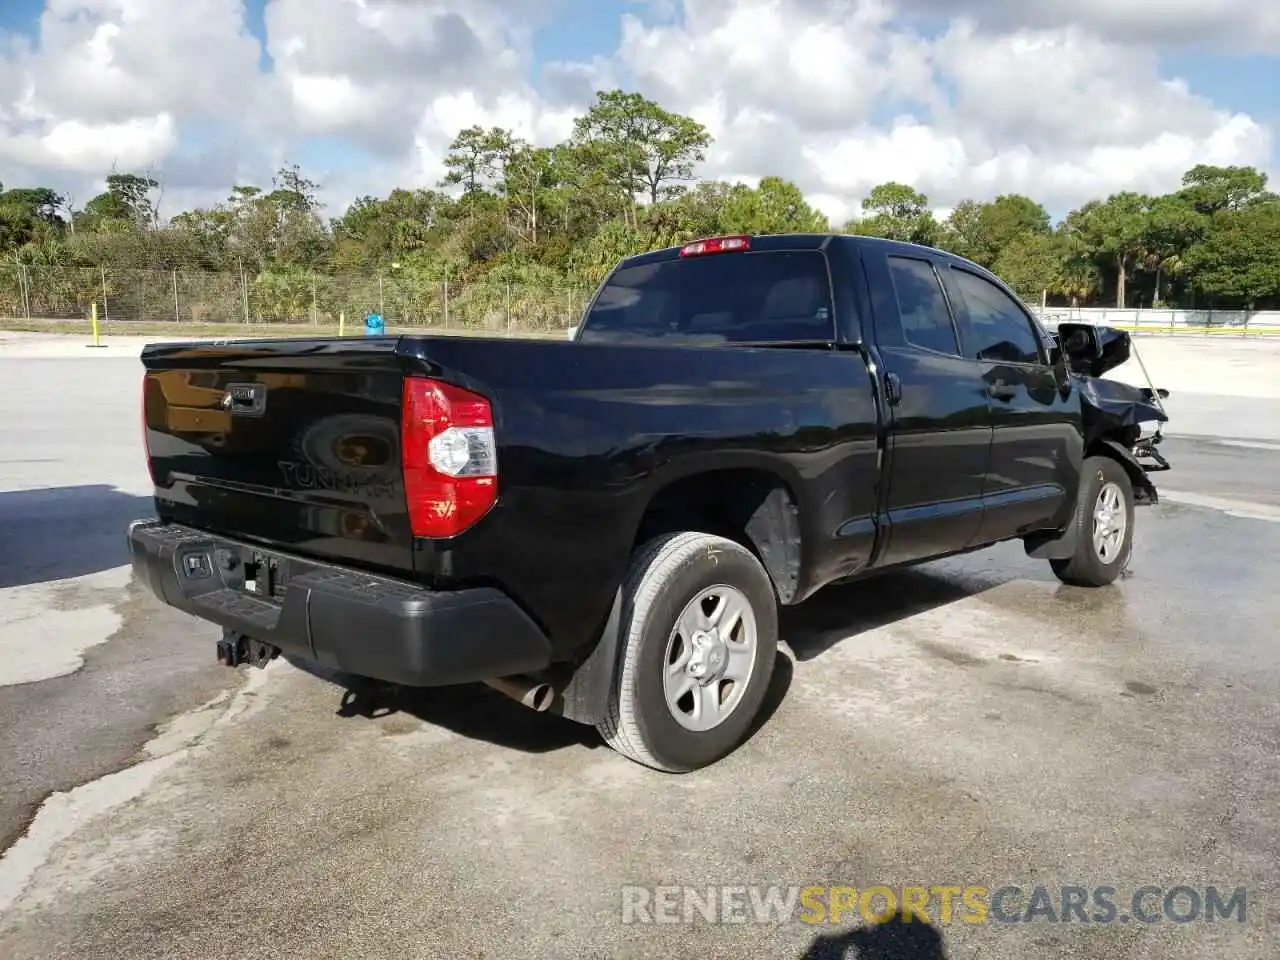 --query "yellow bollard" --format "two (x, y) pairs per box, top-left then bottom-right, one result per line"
(87, 302), (106, 348)
(339, 311), (345, 337)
